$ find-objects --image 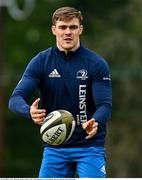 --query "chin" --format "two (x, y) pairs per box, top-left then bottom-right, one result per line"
(62, 45), (74, 51)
